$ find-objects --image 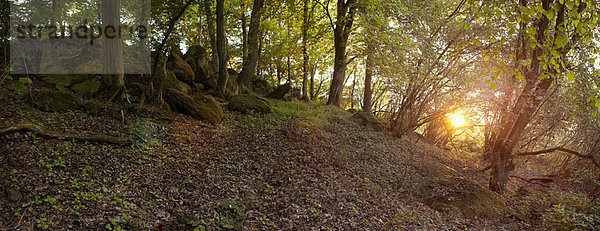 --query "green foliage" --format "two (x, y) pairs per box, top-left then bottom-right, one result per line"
(512, 189), (600, 230)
